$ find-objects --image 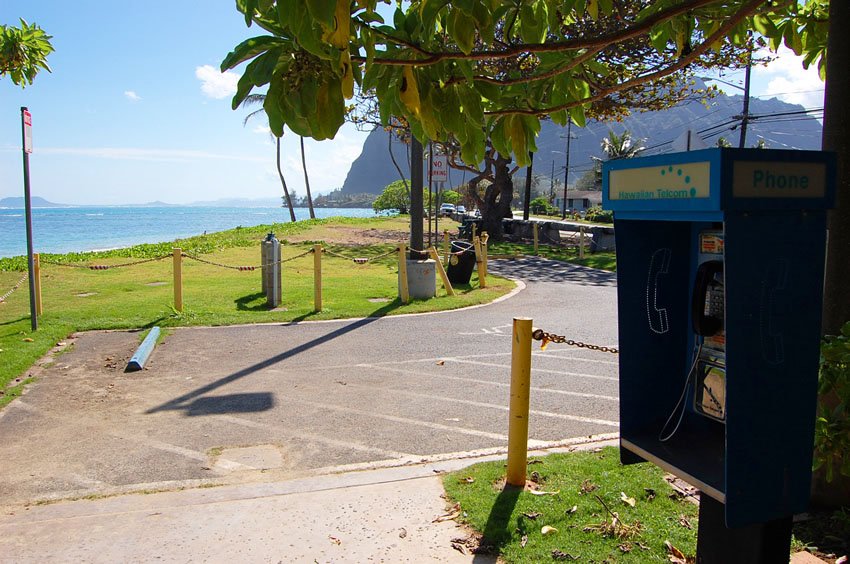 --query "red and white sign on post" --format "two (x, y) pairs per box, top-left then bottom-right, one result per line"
(431, 155), (448, 182)
(22, 109), (33, 154)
